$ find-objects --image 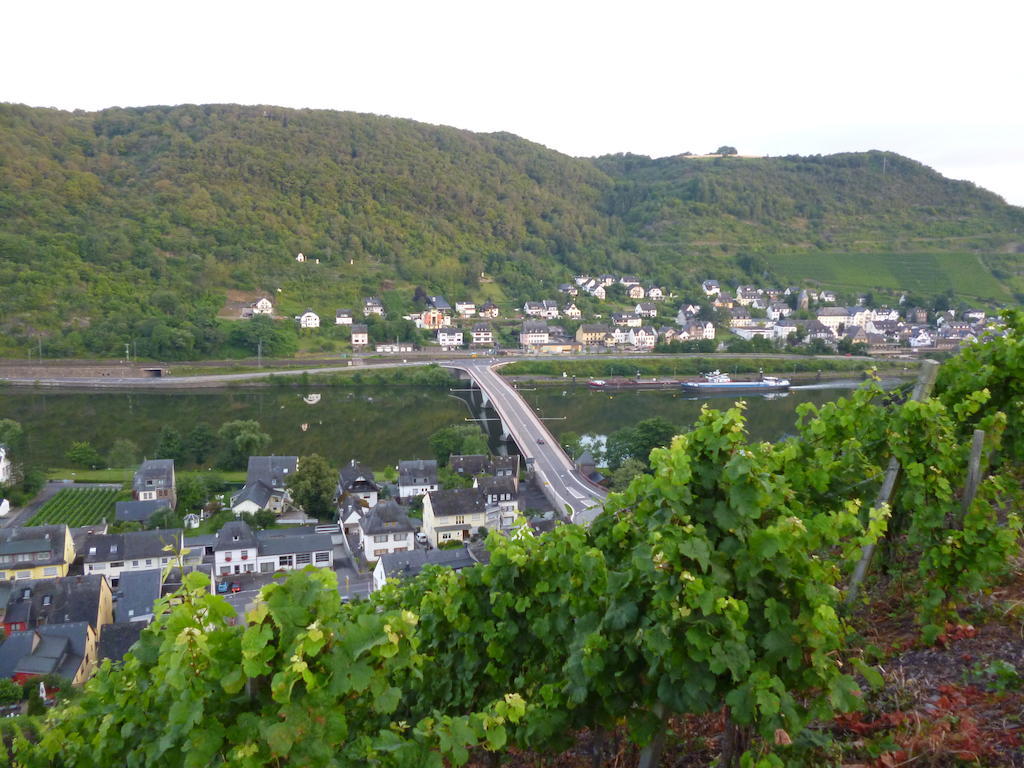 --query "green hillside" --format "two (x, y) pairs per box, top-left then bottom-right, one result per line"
(0, 103), (1021, 359)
